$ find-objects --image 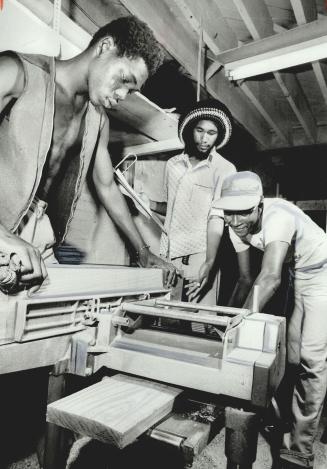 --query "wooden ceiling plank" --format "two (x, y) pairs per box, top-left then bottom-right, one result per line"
(171, 0), (220, 55)
(289, 0), (322, 137)
(109, 93), (179, 142)
(206, 61), (222, 81)
(206, 74), (270, 148)
(290, 2), (327, 109)
(290, 0), (317, 25)
(119, 0), (273, 149)
(123, 138), (183, 157)
(233, 0), (274, 40)
(228, 0), (292, 145)
(274, 71), (316, 143)
(187, 0), (239, 52)
(239, 81), (291, 145)
(205, 0), (290, 146)
(217, 16), (327, 65)
(209, 0), (289, 145)
(312, 61), (327, 107)
(273, 23), (287, 33)
(233, 0), (316, 144)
